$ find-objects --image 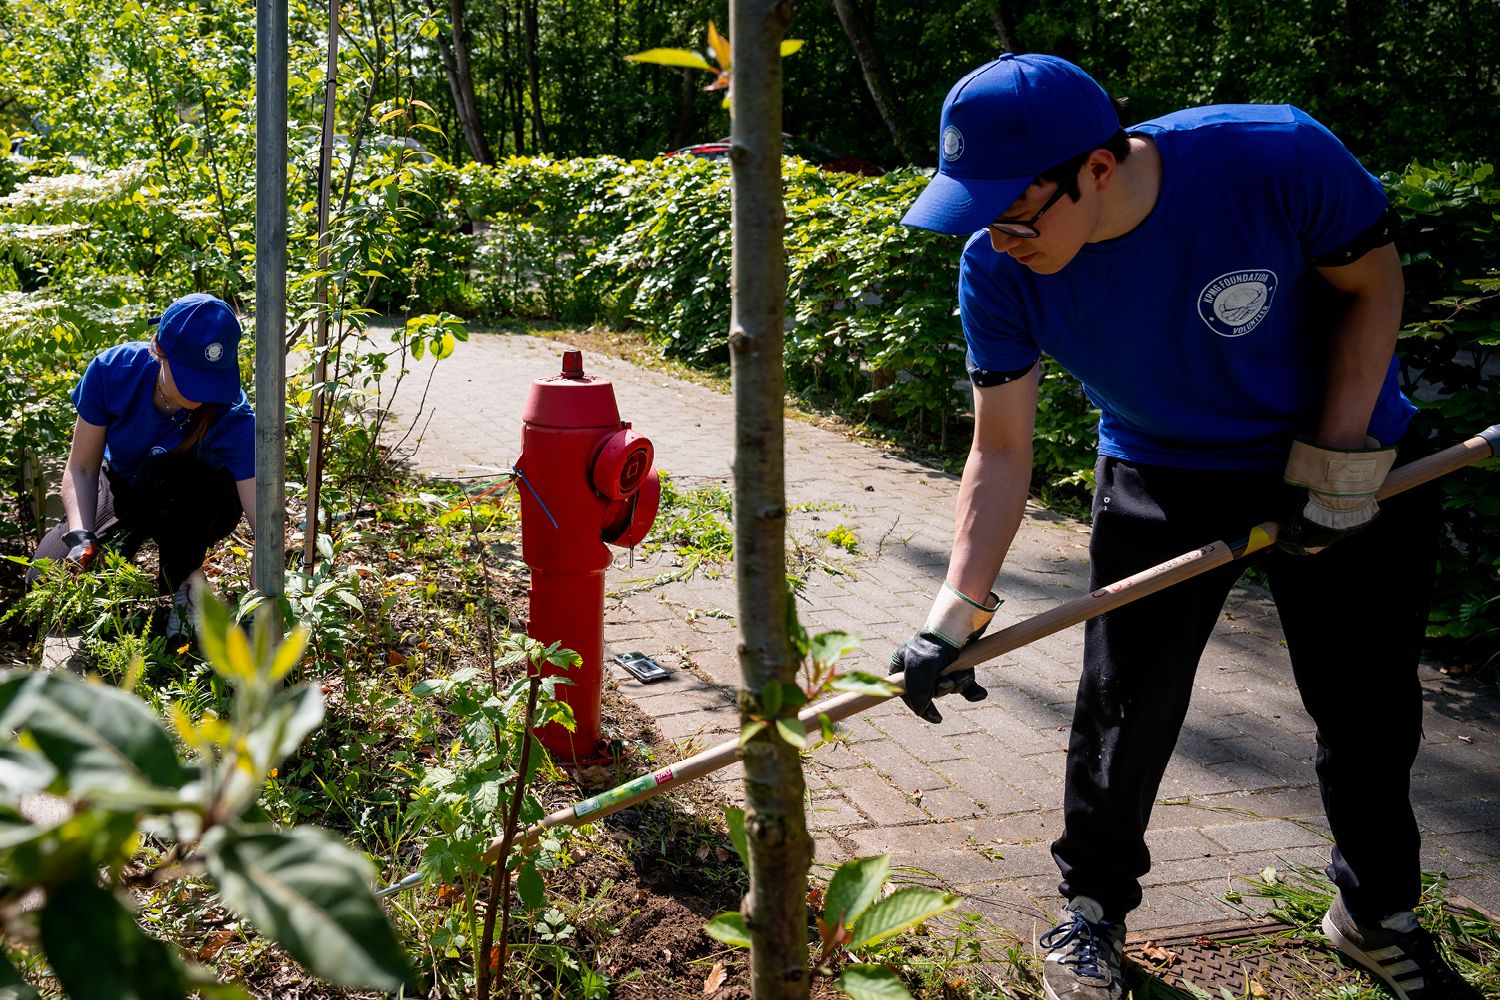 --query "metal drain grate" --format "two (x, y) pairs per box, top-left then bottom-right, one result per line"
(1123, 918), (1363, 998)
